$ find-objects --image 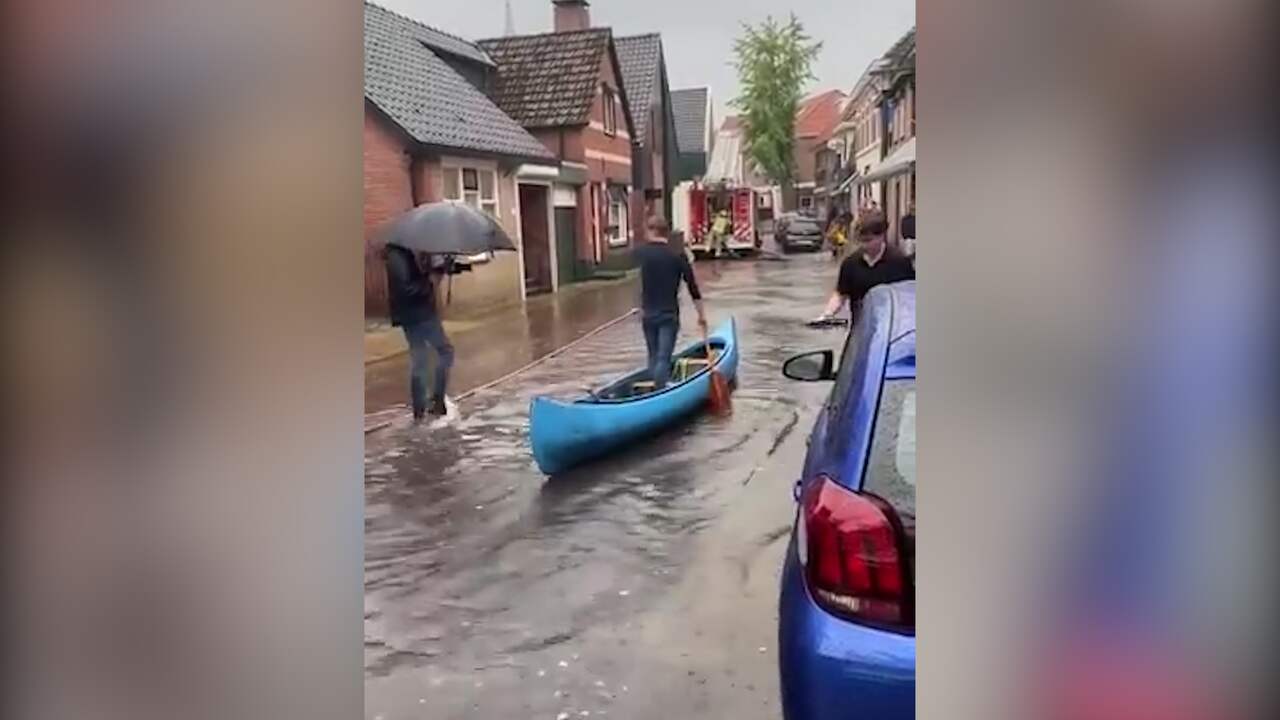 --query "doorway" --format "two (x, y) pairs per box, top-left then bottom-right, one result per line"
(553, 184), (579, 285)
(519, 184), (552, 295)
